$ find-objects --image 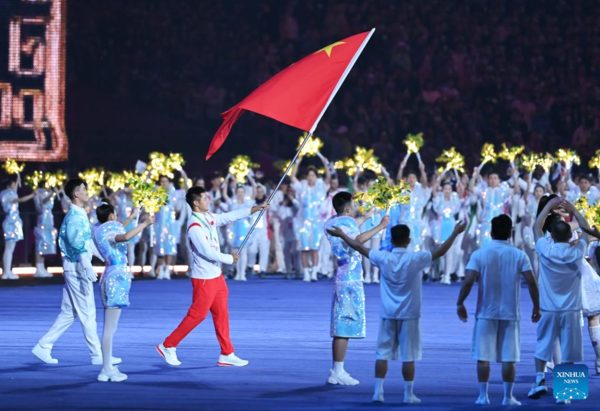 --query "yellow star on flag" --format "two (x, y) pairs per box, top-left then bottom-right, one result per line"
(314, 41), (345, 57)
